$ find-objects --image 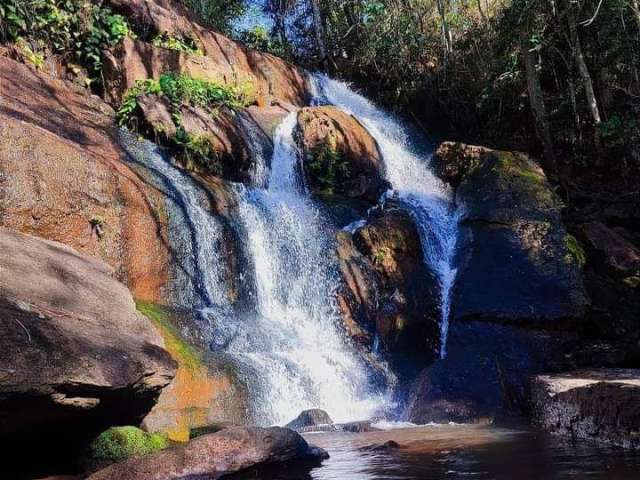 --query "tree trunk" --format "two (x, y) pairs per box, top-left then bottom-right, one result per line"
(567, 2), (602, 157)
(632, 0), (640, 29)
(435, 0), (452, 56)
(520, 27), (557, 173)
(309, 0), (329, 70)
